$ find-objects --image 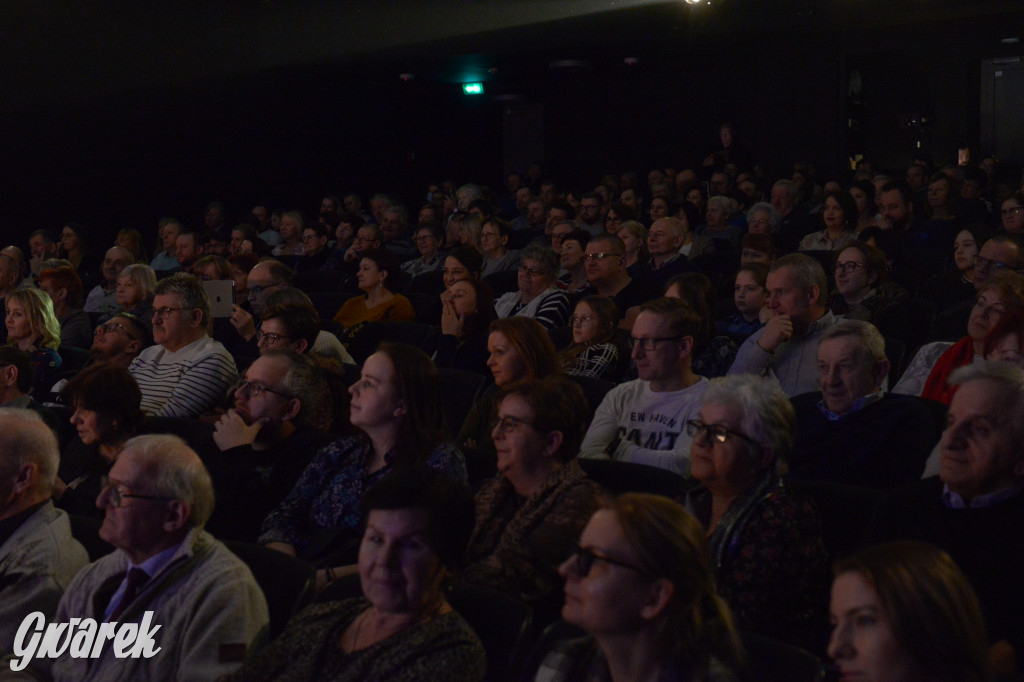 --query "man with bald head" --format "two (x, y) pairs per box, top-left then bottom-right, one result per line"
(0, 245), (33, 289)
(84, 245), (134, 315)
(0, 408), (88, 655)
(641, 217), (689, 291)
(47, 434), (268, 680)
